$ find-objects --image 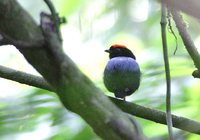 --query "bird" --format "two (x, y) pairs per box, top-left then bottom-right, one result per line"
(103, 44), (141, 100)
